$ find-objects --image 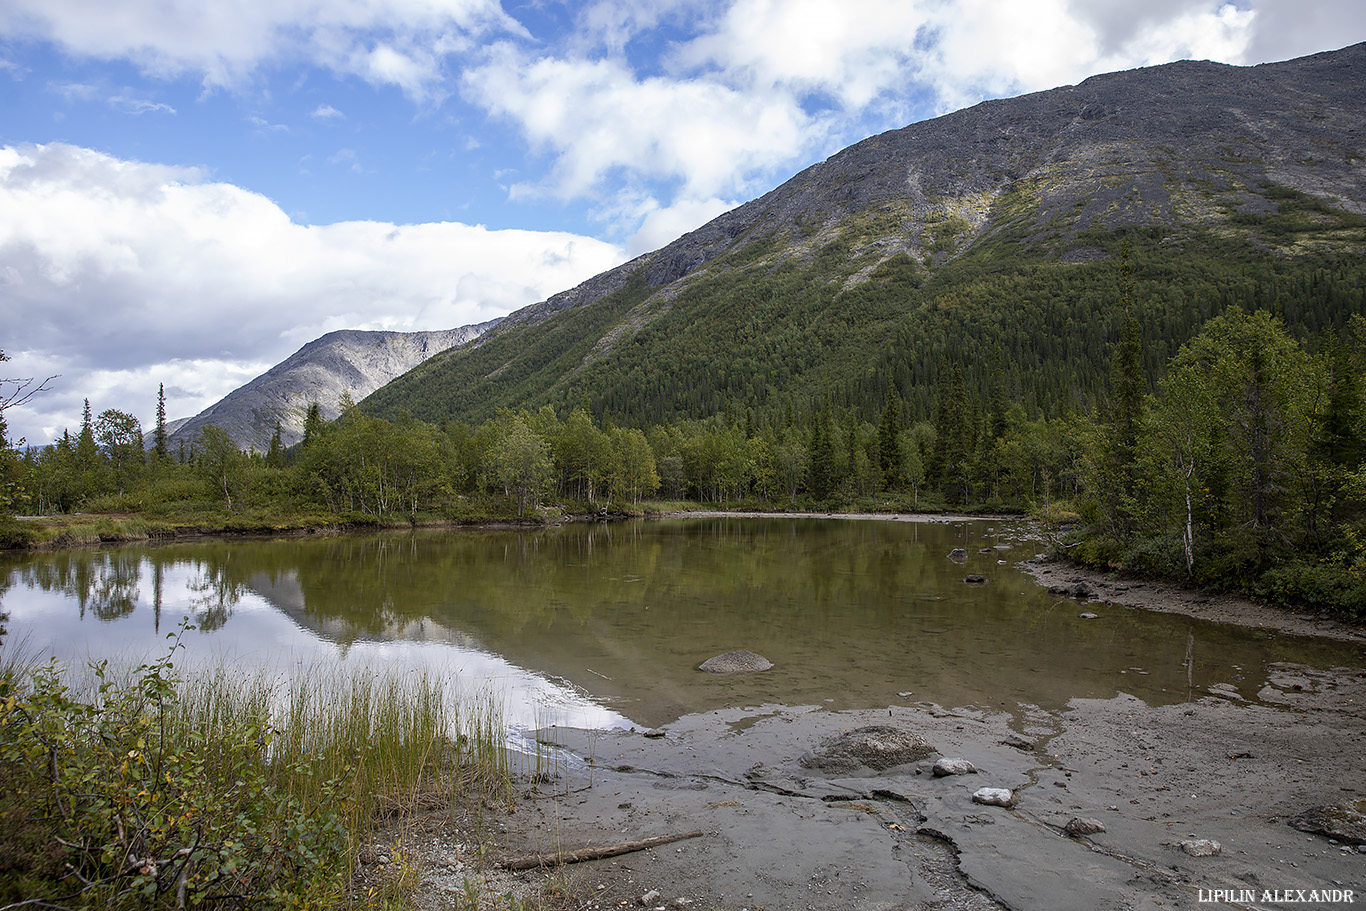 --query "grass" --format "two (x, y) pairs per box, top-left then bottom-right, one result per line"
(0, 629), (519, 909)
